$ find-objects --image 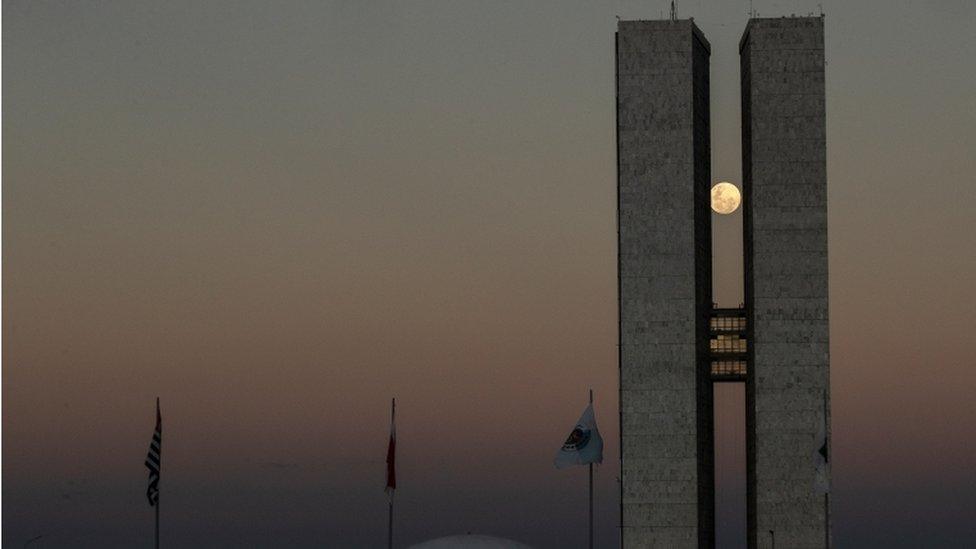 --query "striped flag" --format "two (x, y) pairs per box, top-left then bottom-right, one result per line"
(145, 398), (162, 506)
(385, 398), (396, 495)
